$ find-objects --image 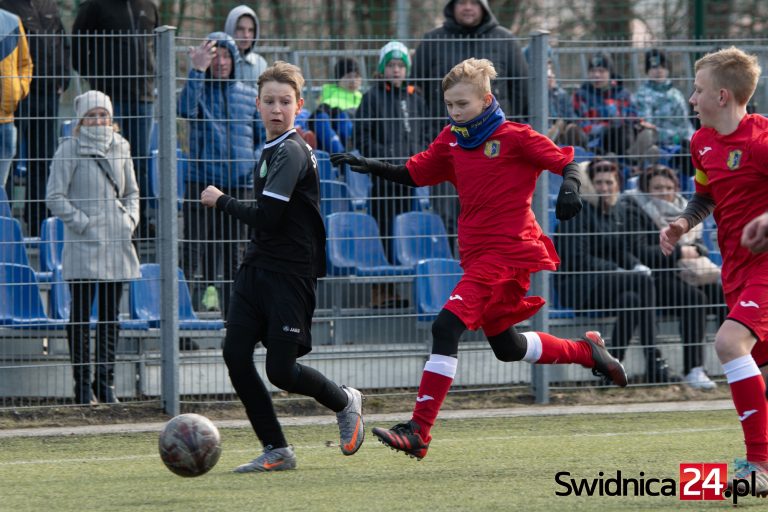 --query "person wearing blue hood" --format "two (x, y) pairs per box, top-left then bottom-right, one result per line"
(224, 5), (268, 93)
(178, 32), (259, 317)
